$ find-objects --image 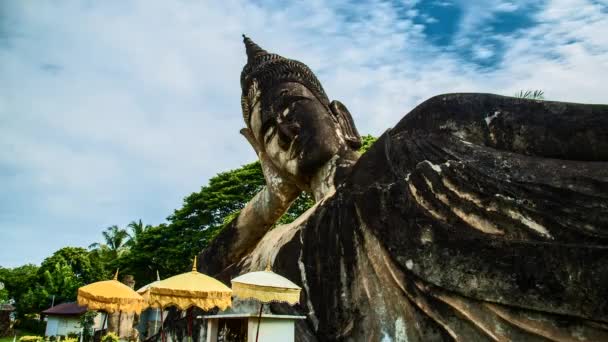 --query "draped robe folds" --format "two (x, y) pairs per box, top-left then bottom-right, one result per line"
(199, 93), (608, 341)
